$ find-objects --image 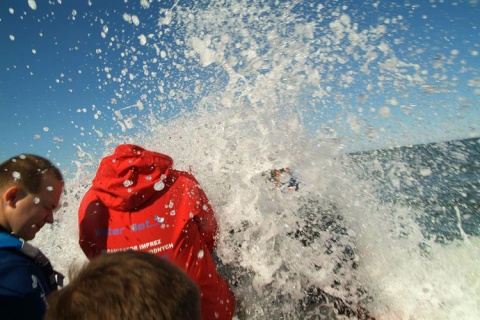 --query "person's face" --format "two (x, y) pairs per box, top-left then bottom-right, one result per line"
(5, 174), (63, 241)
